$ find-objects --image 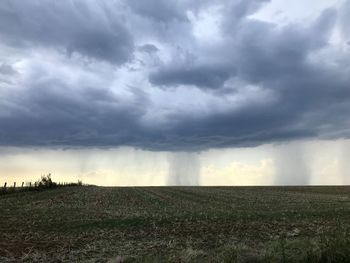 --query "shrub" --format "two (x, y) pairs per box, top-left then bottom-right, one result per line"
(36, 173), (57, 189)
